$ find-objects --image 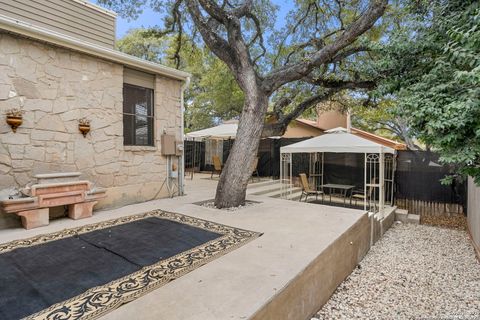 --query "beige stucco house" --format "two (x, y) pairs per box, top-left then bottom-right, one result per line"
(0, 0), (190, 228)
